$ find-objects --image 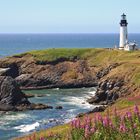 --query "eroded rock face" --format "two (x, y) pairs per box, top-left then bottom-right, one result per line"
(15, 60), (97, 89)
(96, 63), (119, 79)
(0, 76), (53, 111)
(87, 78), (124, 105)
(0, 76), (29, 106)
